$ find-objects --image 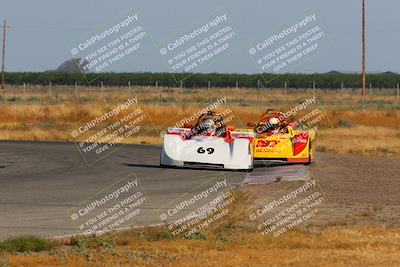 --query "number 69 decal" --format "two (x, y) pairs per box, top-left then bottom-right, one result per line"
(197, 147), (215, 154)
